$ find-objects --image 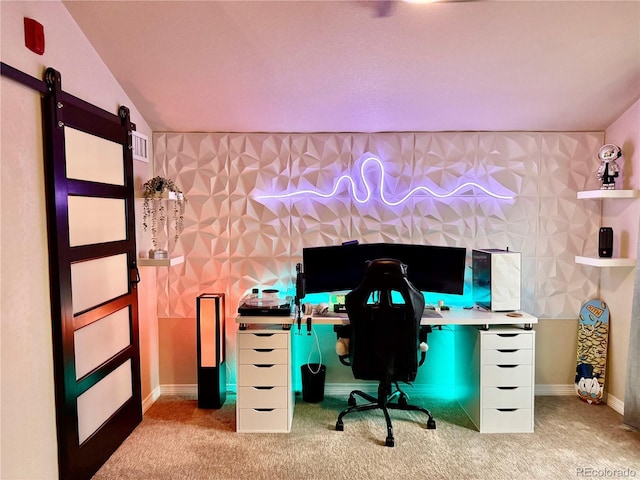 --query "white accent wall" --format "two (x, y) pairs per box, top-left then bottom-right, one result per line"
(154, 131), (605, 321)
(152, 131), (620, 389)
